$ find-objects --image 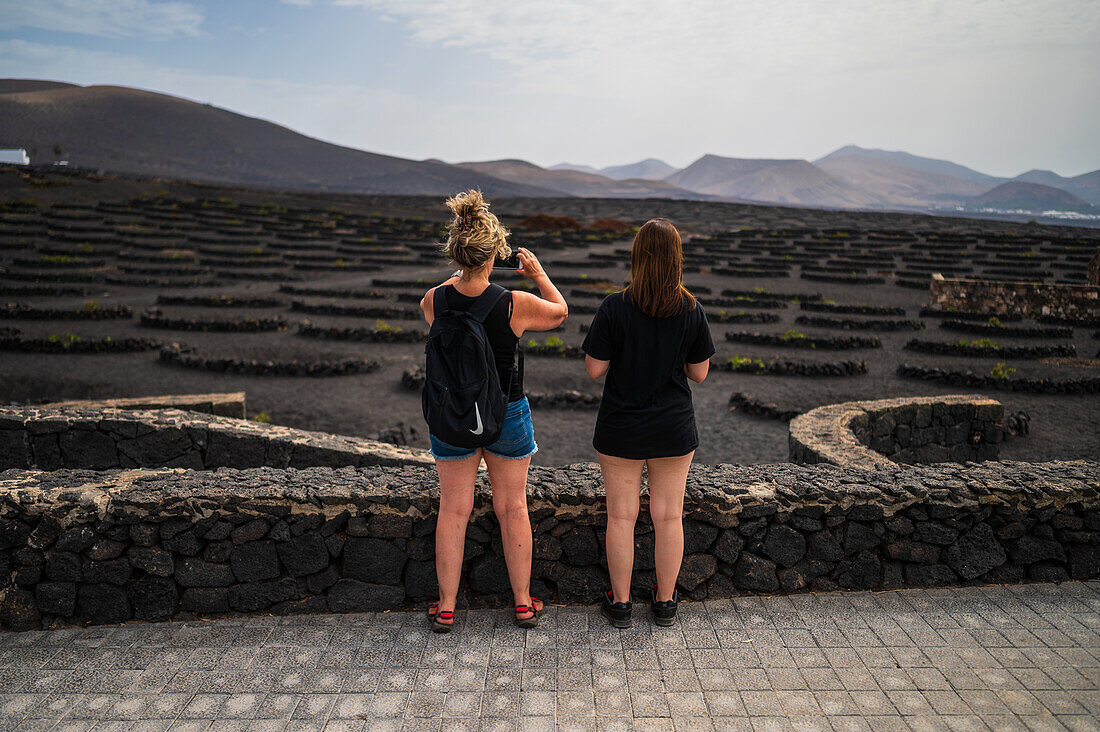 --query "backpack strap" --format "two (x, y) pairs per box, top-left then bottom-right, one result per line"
(467, 283), (509, 323)
(432, 285), (451, 319)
